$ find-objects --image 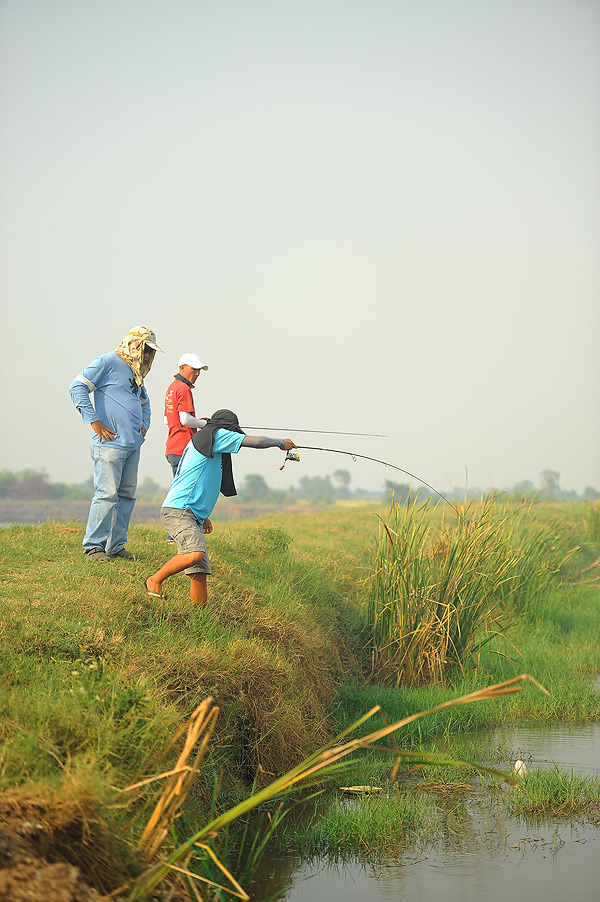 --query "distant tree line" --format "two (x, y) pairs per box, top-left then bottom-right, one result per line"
(490, 470), (599, 502)
(0, 467), (379, 506)
(386, 470), (599, 505)
(0, 469), (167, 502)
(234, 469), (381, 505)
(0, 467), (597, 504)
